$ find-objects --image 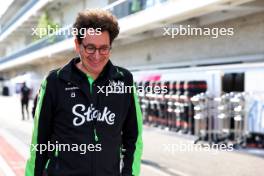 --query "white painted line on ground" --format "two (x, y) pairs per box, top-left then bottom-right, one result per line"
(0, 155), (16, 176)
(142, 164), (172, 176)
(168, 168), (190, 176)
(0, 129), (29, 159)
